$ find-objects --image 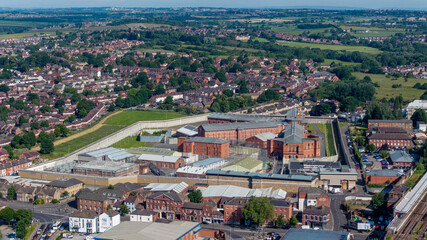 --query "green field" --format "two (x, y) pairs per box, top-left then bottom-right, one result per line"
(42, 125), (124, 159)
(322, 59), (361, 67)
(104, 110), (185, 126)
(353, 72), (426, 101)
(111, 136), (152, 149)
(307, 124), (317, 134)
(278, 41), (382, 54)
(270, 25), (333, 36)
(316, 124), (336, 157)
